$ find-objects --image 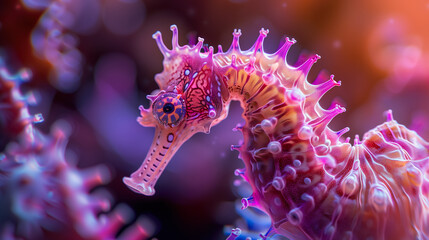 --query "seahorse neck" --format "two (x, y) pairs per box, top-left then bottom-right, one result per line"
(221, 66), (306, 181)
(216, 64), (352, 232)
